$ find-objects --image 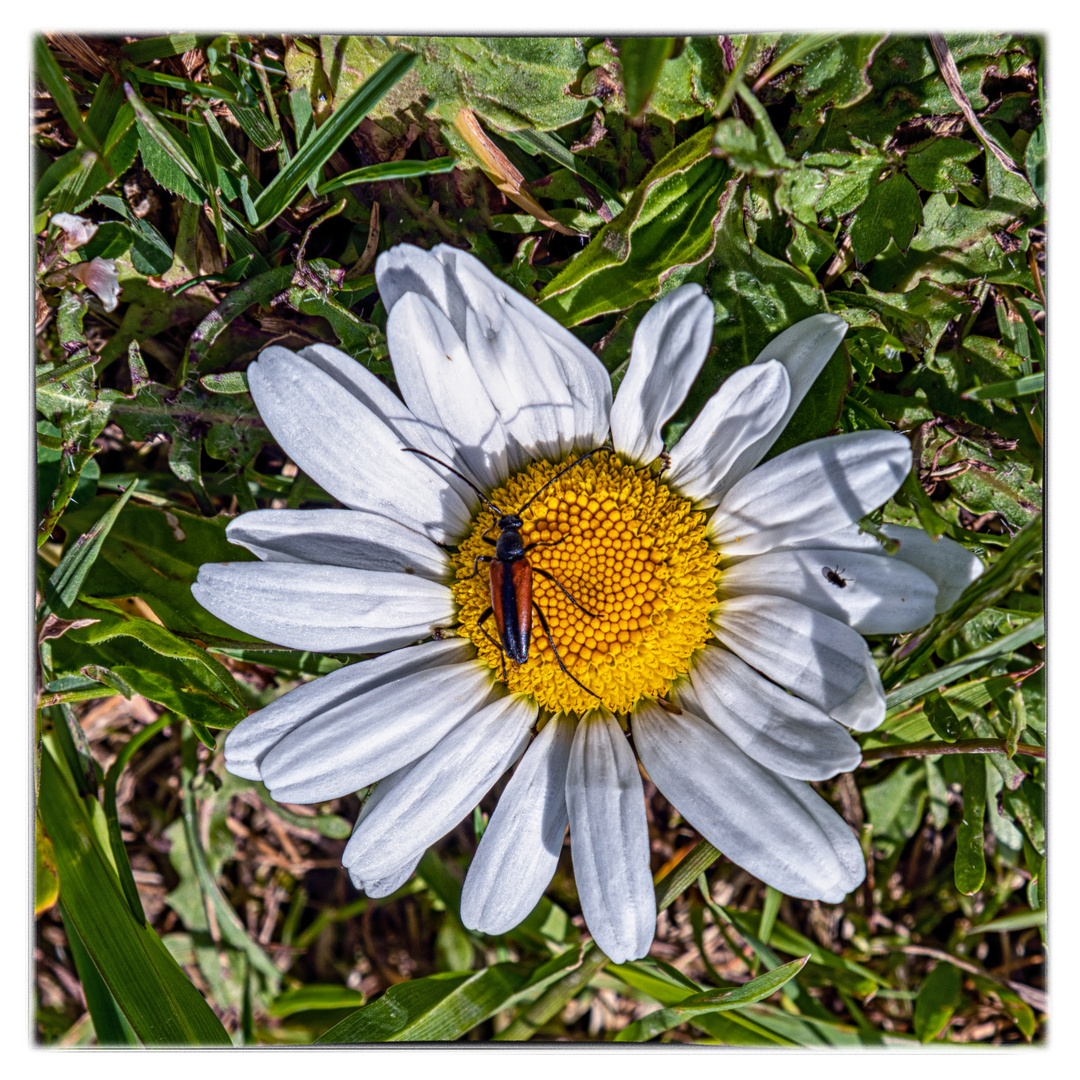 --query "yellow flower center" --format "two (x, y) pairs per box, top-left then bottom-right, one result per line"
(452, 453), (720, 714)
